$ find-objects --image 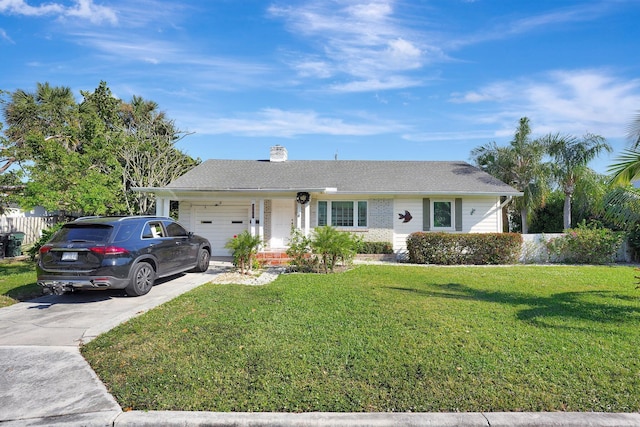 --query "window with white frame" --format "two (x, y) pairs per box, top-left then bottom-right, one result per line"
(317, 201), (367, 227)
(432, 200), (453, 230)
